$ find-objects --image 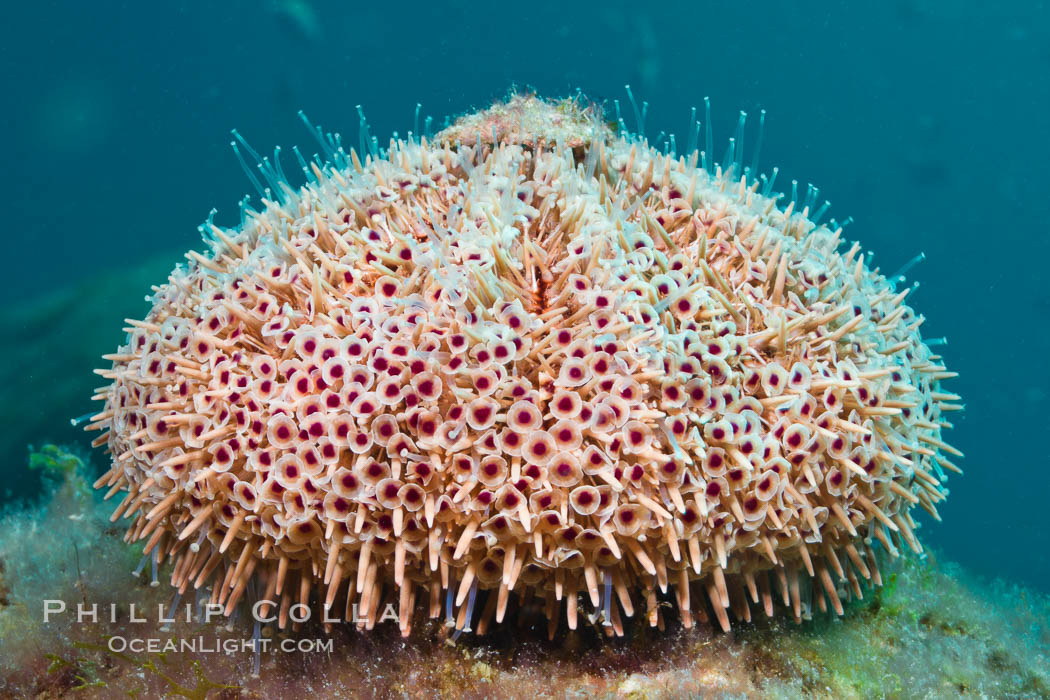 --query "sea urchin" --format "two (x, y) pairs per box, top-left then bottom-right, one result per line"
(86, 93), (963, 639)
